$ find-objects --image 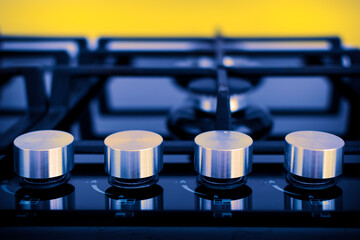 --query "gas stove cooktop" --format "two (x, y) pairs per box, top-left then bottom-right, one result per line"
(1, 35), (360, 239)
